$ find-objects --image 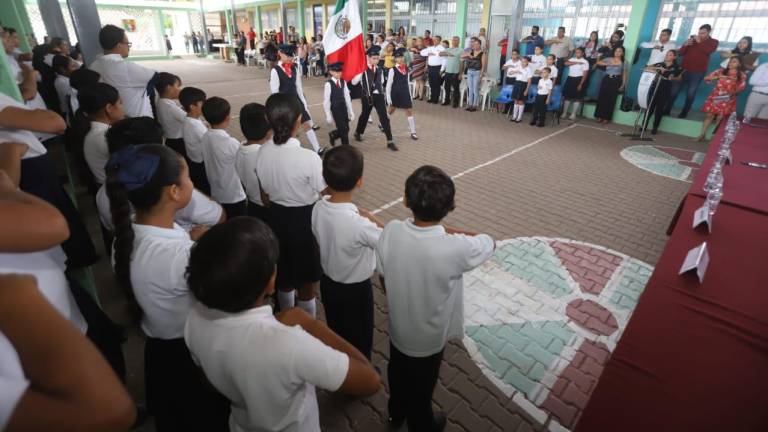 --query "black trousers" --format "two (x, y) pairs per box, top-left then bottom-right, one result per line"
(595, 75), (622, 121)
(330, 105), (350, 145)
(644, 84), (672, 131)
(443, 73), (460, 106)
(221, 200), (247, 218)
(427, 65), (443, 103)
(388, 343), (445, 431)
(356, 94), (392, 141)
(555, 57), (566, 84)
(321, 275), (373, 359)
(165, 137), (187, 159)
(236, 47), (246, 65)
(532, 94), (548, 125)
(188, 160), (211, 196)
(246, 200), (271, 225)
